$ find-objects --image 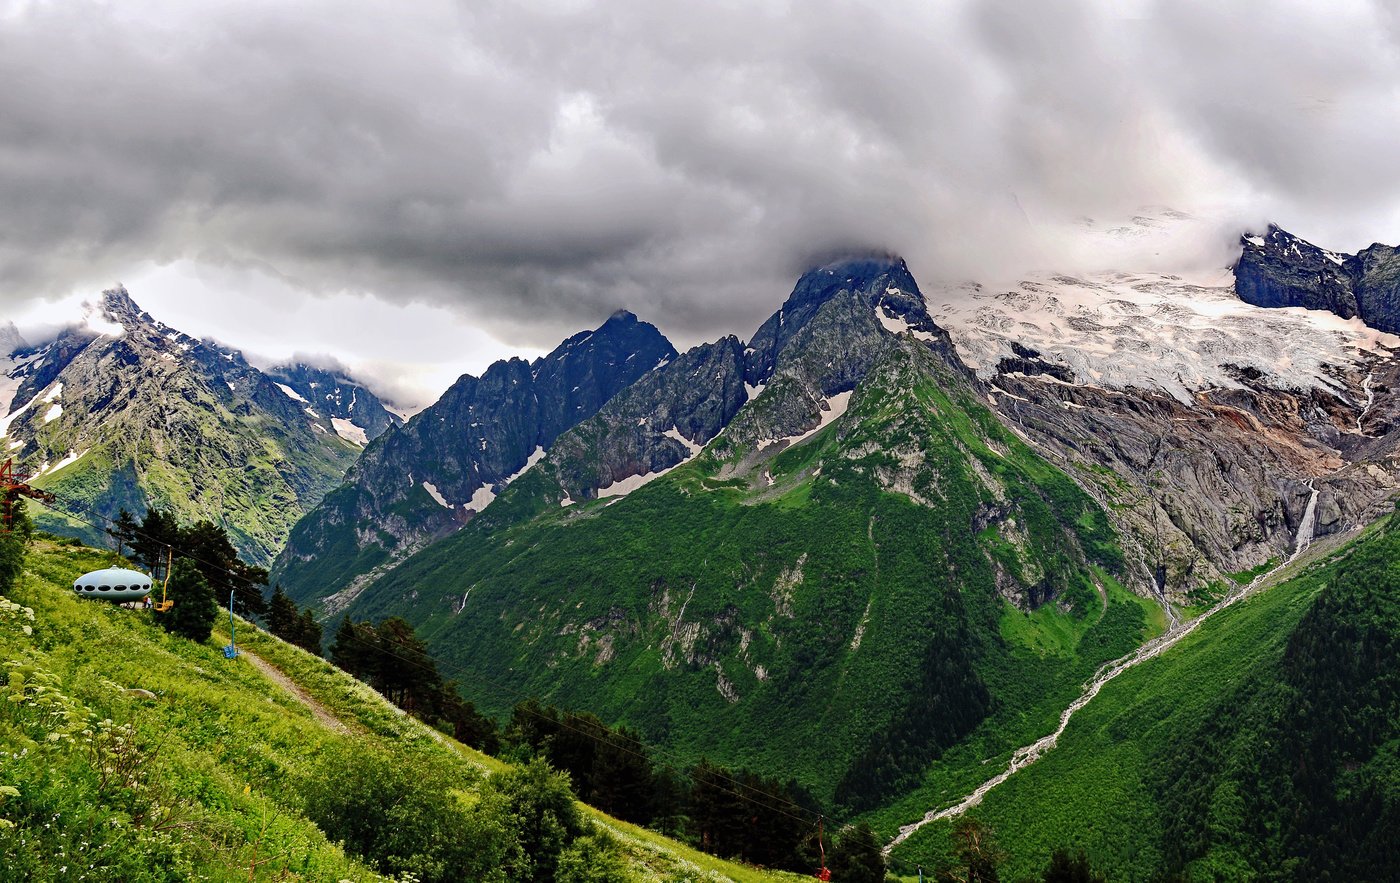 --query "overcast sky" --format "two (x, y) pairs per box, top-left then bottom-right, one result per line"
(4, 0), (1400, 407)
